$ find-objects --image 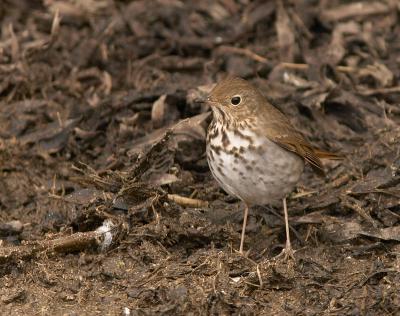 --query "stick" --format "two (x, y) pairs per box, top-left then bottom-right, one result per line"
(0, 220), (117, 263)
(167, 194), (209, 208)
